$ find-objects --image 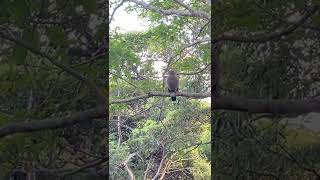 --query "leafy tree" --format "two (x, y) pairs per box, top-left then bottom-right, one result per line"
(0, 0), (107, 179)
(212, 1), (320, 179)
(109, 0), (211, 179)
